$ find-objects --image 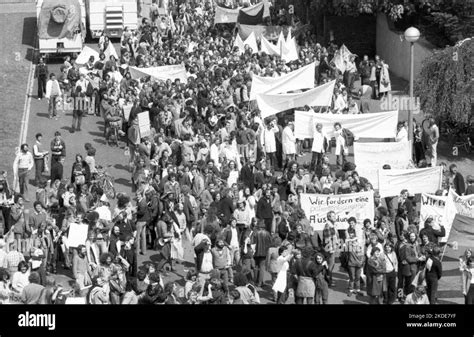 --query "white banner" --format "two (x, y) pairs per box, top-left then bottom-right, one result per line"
(354, 140), (411, 188)
(260, 36), (280, 56)
(257, 80), (335, 119)
(137, 111), (151, 138)
(129, 64), (188, 83)
(243, 31), (259, 55)
(68, 223), (89, 248)
(442, 189), (474, 243)
(378, 167), (443, 198)
(300, 191), (374, 231)
(214, 1), (270, 24)
(294, 110), (398, 139)
(76, 46), (100, 65)
(104, 42), (118, 61)
(420, 193), (447, 232)
(250, 62), (315, 100)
